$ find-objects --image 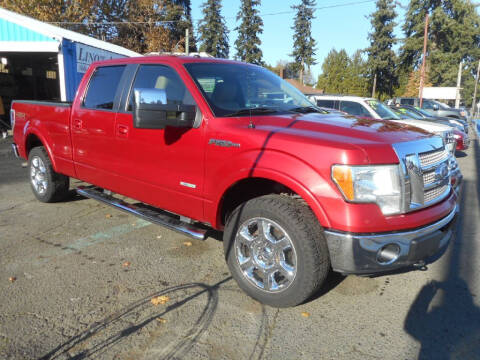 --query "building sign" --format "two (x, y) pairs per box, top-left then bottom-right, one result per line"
(76, 43), (124, 73)
(423, 87), (457, 100)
